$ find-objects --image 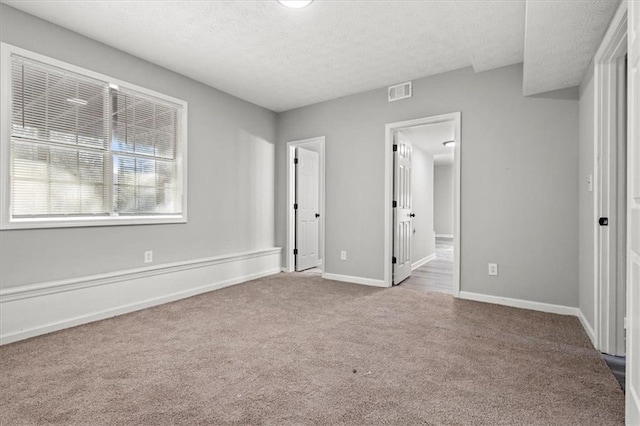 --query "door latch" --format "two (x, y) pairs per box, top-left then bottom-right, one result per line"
(599, 217), (608, 226)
